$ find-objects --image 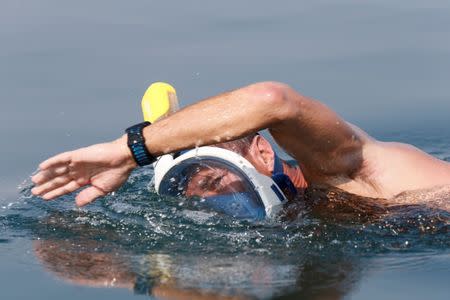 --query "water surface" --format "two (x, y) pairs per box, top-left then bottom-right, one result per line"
(1, 0), (449, 299)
